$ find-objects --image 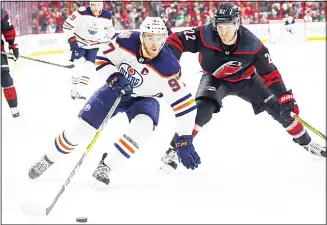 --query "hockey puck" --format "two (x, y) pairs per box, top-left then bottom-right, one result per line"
(76, 217), (87, 223)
